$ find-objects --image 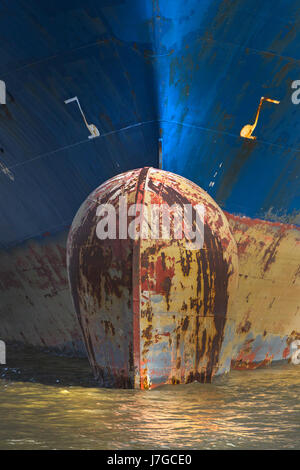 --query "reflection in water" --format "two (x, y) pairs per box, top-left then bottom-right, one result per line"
(0, 346), (299, 449)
